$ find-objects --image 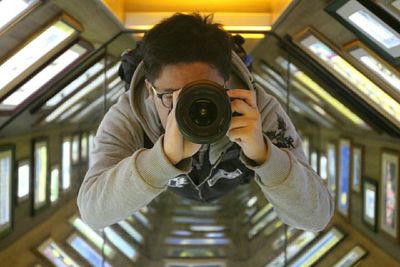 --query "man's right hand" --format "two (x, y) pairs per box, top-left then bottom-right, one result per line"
(163, 90), (201, 165)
